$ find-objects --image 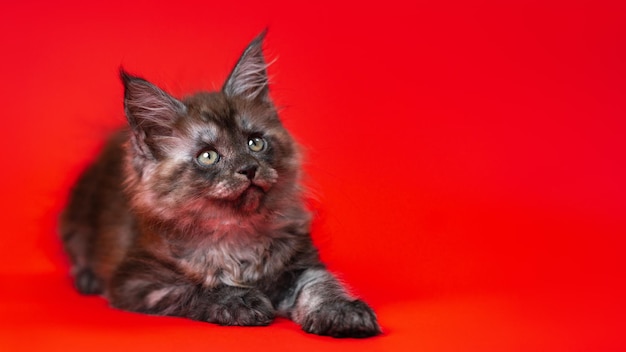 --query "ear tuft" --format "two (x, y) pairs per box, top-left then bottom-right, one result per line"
(223, 30), (271, 102)
(120, 67), (185, 158)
